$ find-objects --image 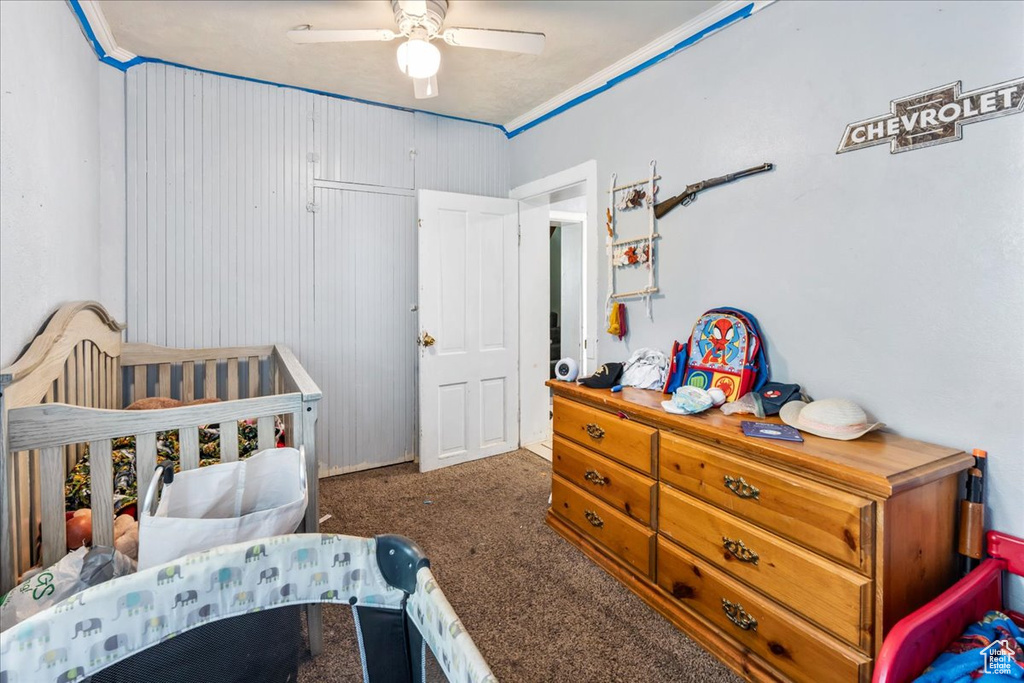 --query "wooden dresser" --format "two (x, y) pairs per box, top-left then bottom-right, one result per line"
(546, 382), (973, 682)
